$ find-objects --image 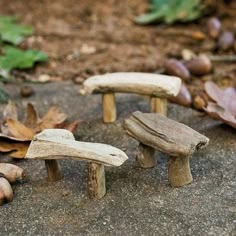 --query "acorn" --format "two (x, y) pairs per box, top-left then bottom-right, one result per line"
(217, 31), (235, 51)
(185, 55), (212, 76)
(0, 163), (25, 183)
(0, 176), (13, 205)
(193, 95), (206, 110)
(169, 83), (192, 107)
(20, 85), (34, 97)
(207, 17), (221, 39)
(164, 59), (190, 81)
